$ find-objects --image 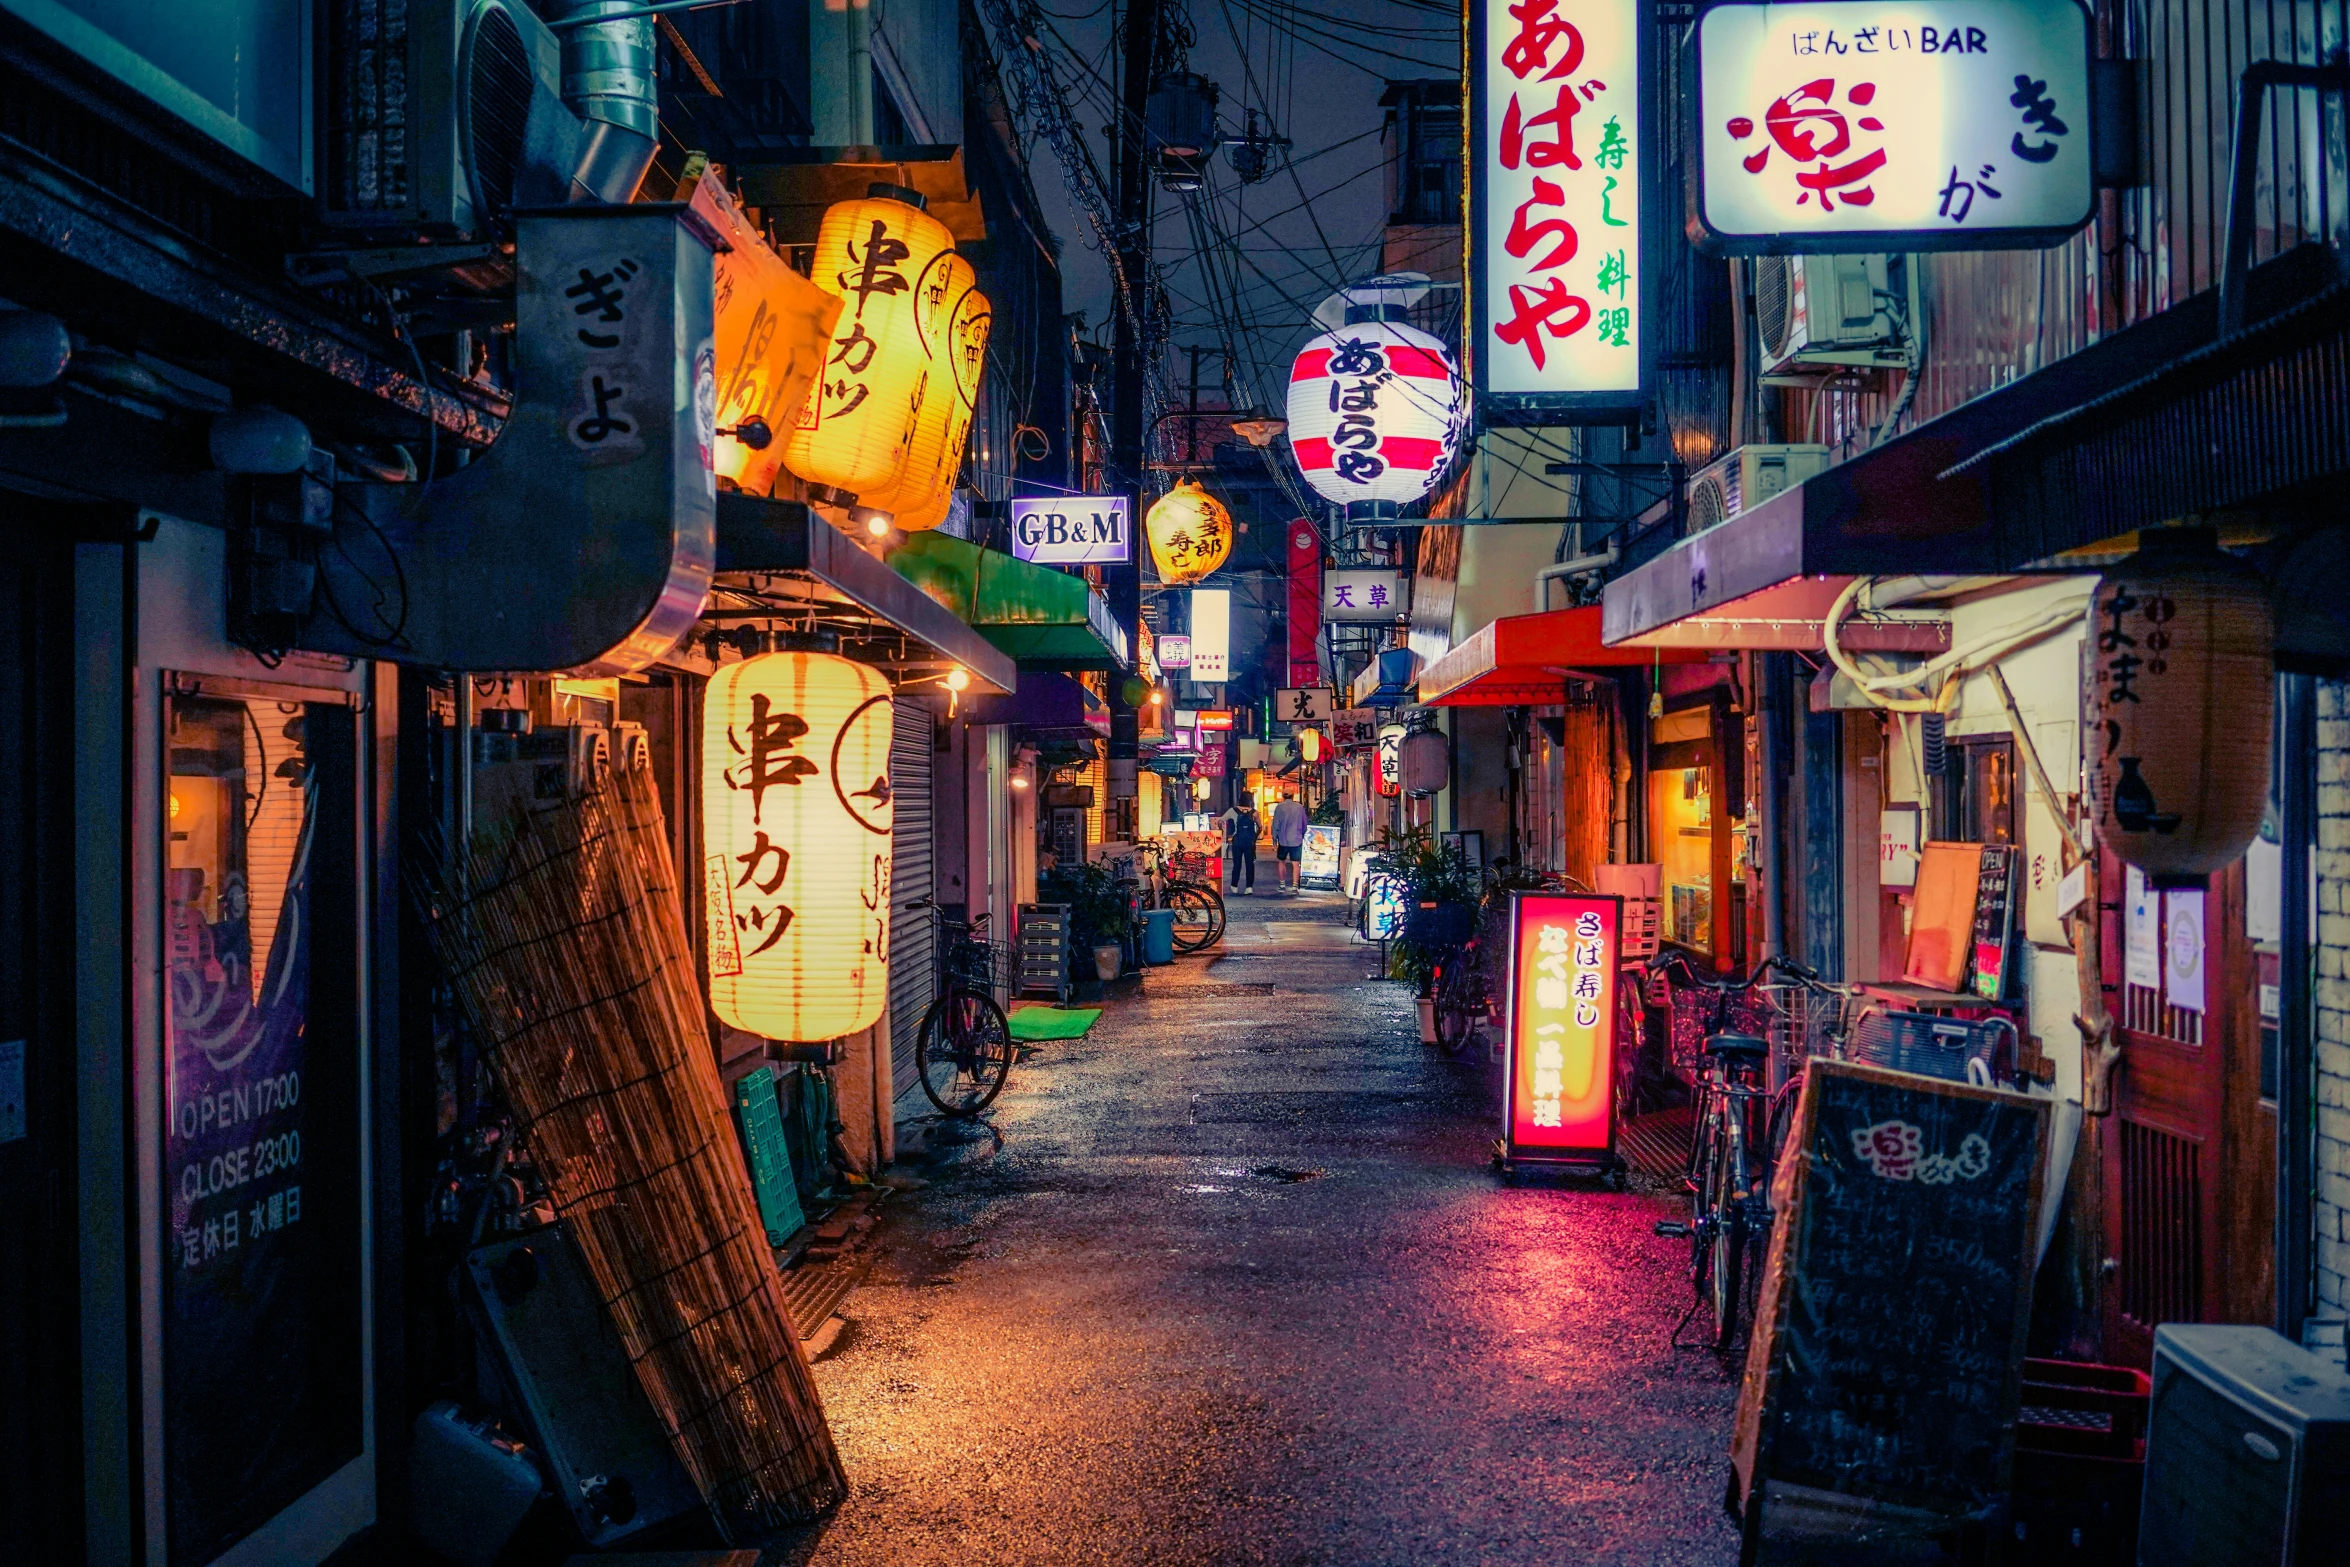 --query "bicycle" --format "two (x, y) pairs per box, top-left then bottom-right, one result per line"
(1136, 837), (1225, 953)
(902, 898), (1014, 1117)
